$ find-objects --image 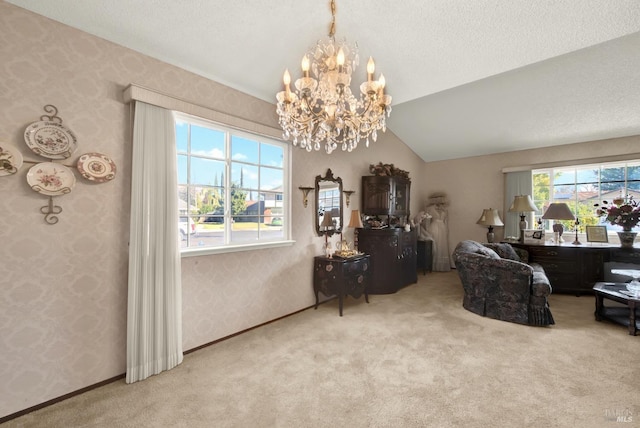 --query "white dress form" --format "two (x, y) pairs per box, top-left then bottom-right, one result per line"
(427, 204), (451, 271)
